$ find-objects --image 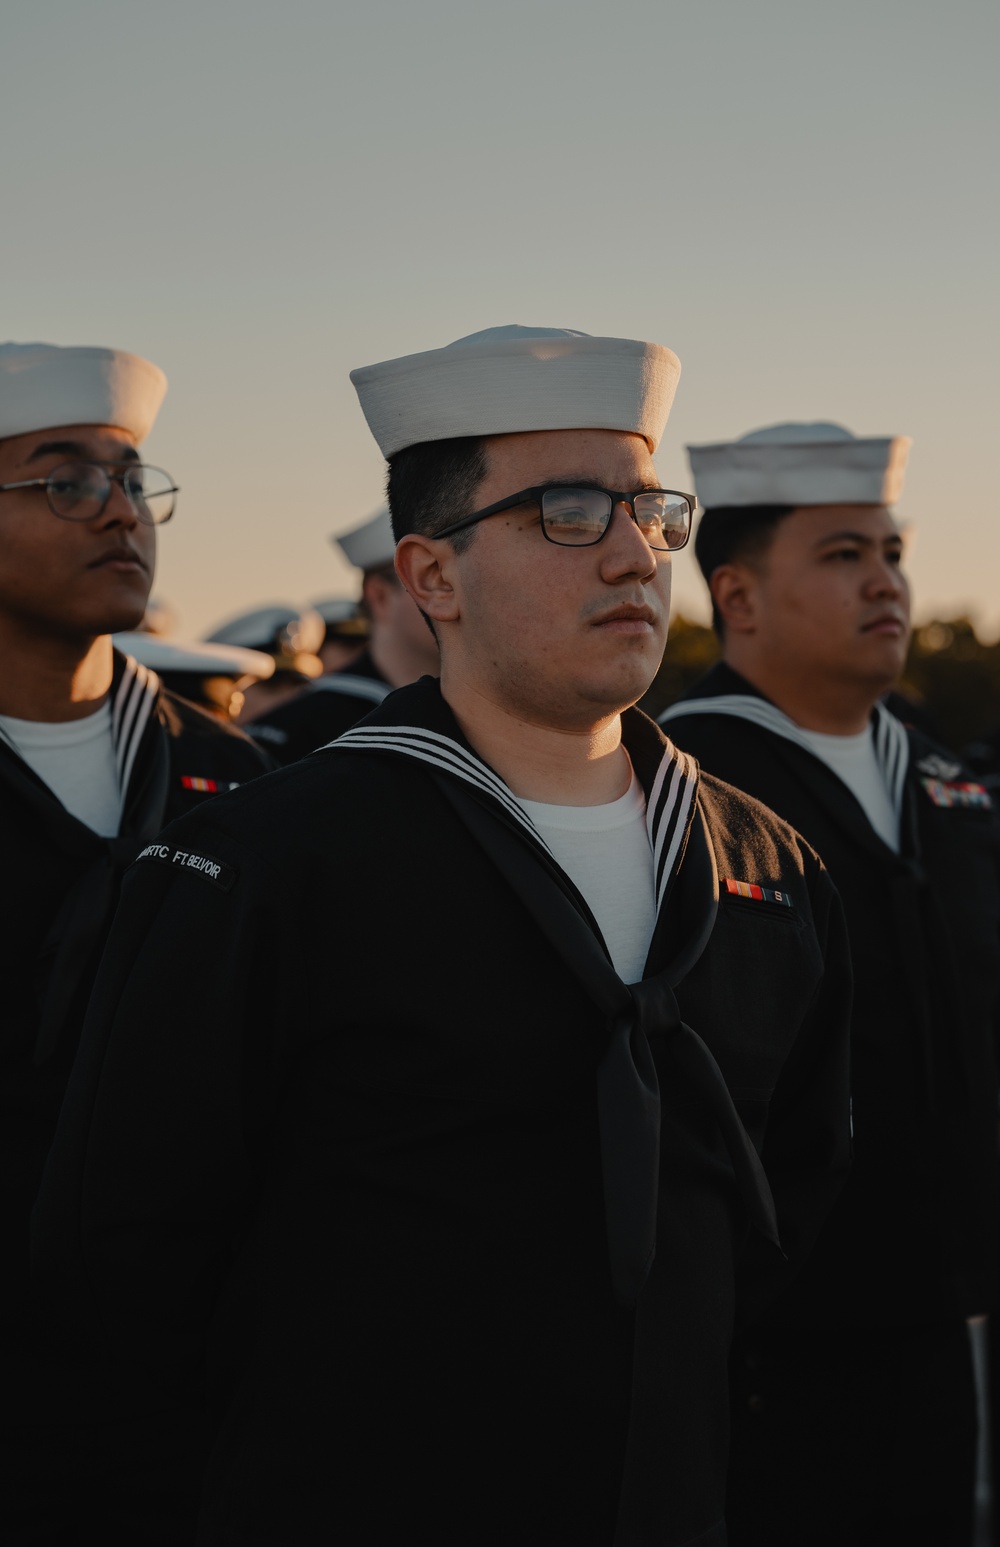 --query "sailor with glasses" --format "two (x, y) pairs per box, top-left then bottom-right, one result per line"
(34, 326), (853, 1546)
(0, 341), (271, 1542)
